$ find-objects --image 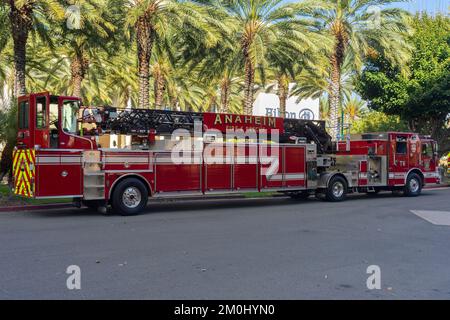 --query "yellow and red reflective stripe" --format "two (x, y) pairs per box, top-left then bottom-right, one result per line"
(13, 149), (35, 198)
